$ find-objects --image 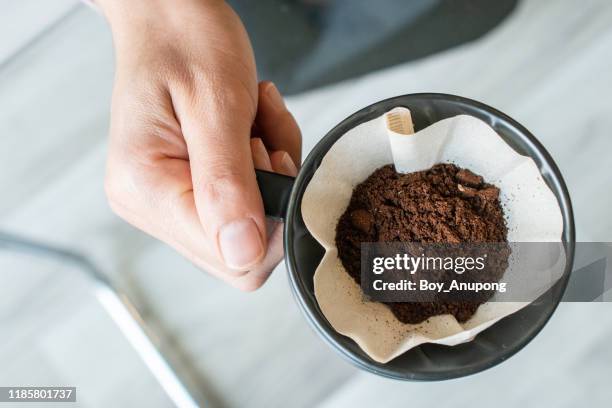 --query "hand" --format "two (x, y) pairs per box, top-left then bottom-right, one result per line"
(100, 0), (301, 290)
